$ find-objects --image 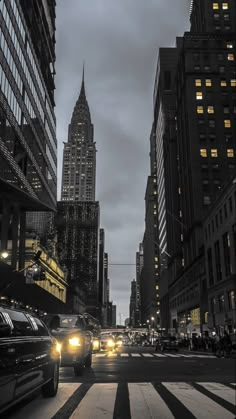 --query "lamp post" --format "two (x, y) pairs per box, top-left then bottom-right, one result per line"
(151, 317), (155, 344)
